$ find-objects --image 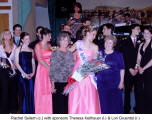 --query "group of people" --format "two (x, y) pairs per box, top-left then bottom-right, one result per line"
(96, 23), (152, 114)
(0, 1), (152, 114)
